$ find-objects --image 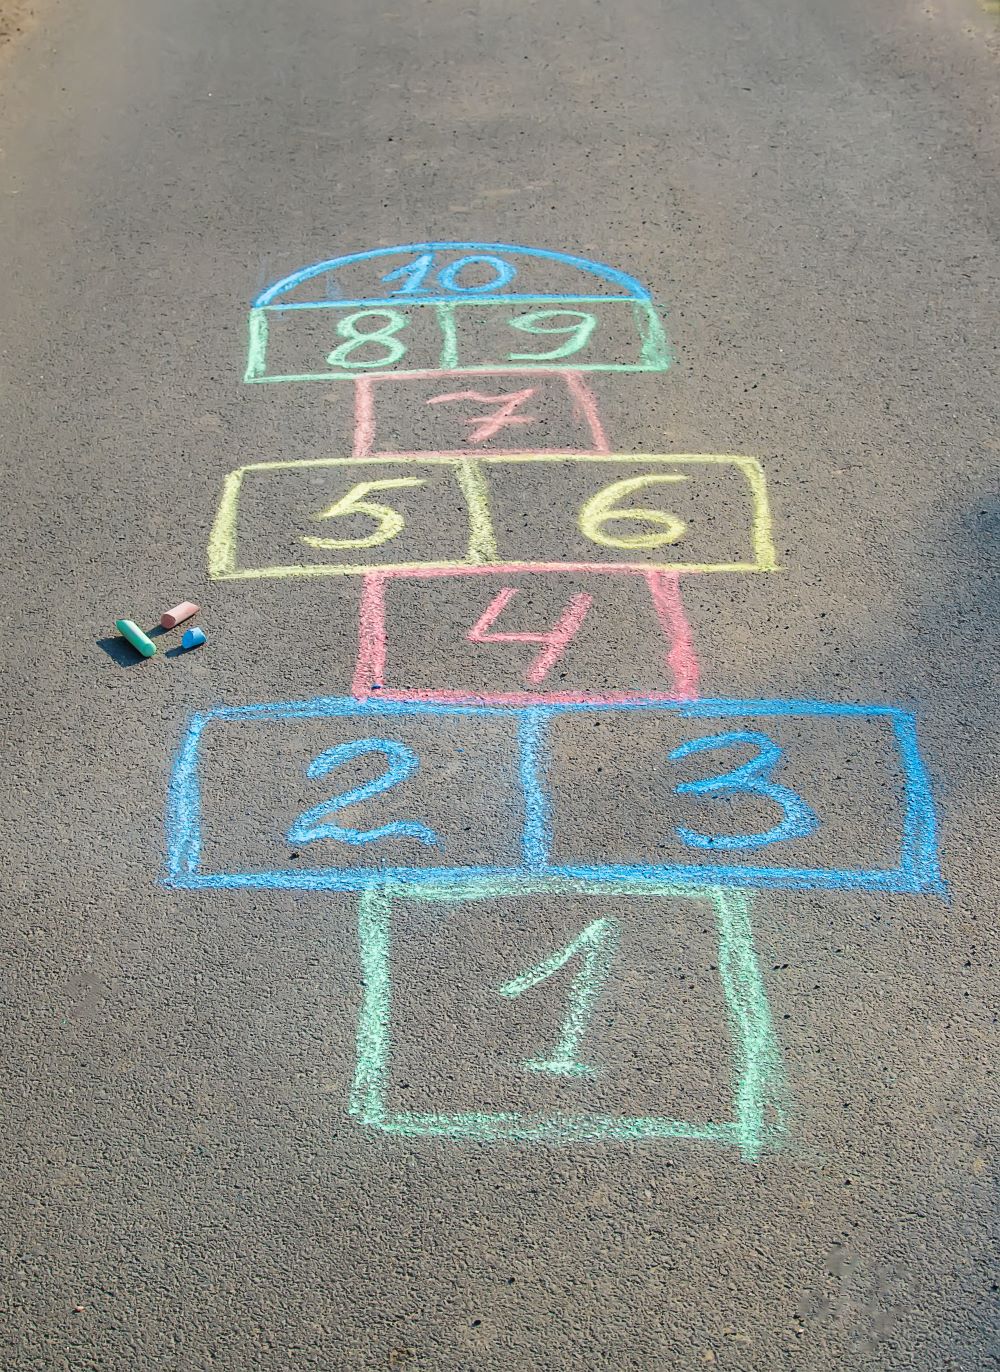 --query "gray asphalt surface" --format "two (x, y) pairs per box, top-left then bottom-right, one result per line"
(1, 0), (998, 1367)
